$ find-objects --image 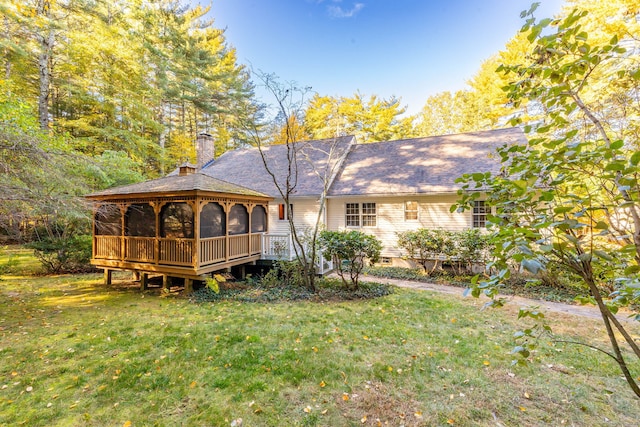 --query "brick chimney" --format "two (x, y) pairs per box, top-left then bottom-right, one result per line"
(196, 132), (215, 169)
